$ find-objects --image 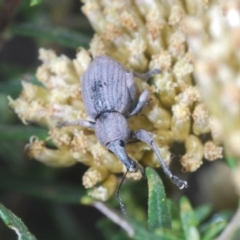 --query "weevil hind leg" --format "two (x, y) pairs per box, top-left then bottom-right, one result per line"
(132, 129), (188, 189)
(57, 120), (95, 129)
